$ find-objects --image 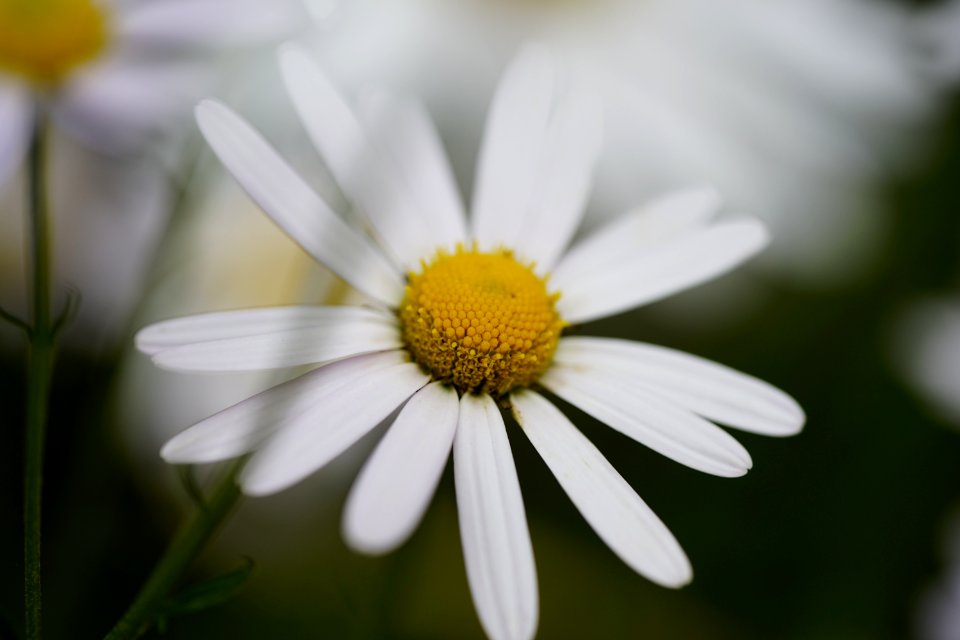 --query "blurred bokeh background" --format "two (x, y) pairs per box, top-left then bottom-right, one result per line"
(2, 0), (960, 638)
